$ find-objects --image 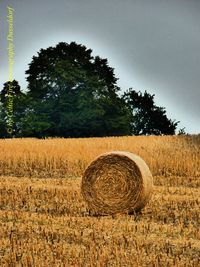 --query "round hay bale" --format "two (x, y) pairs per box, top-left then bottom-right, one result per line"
(81, 151), (154, 216)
